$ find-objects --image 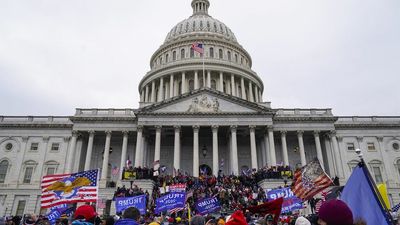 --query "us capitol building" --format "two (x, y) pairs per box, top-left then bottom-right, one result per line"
(1, 0), (399, 216)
